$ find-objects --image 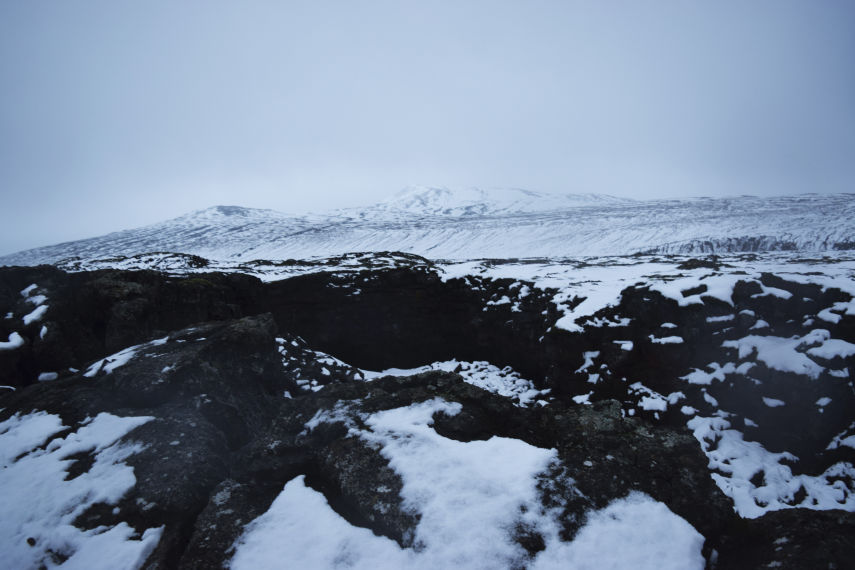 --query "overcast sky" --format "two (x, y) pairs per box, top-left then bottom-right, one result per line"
(1, 1), (853, 255)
